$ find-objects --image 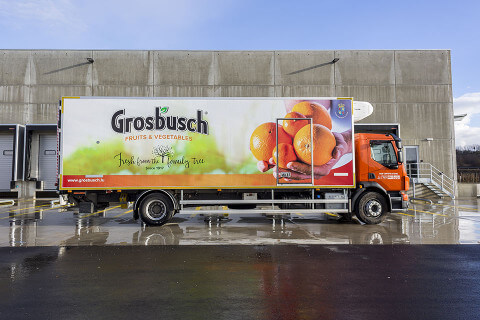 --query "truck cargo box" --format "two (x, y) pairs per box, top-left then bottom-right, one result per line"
(59, 97), (354, 190)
